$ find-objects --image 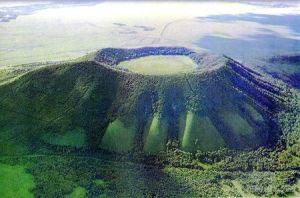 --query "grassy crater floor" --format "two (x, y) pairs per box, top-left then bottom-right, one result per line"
(117, 55), (197, 75)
